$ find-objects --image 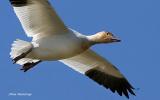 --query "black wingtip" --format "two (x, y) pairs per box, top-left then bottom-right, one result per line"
(85, 69), (136, 99)
(128, 88), (136, 96)
(20, 68), (28, 72)
(9, 0), (28, 7)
